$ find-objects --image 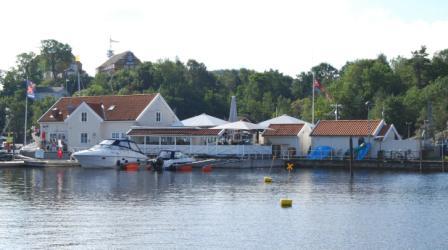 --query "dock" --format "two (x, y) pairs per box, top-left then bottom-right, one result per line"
(0, 160), (25, 168)
(24, 159), (80, 167)
(286, 159), (448, 172)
